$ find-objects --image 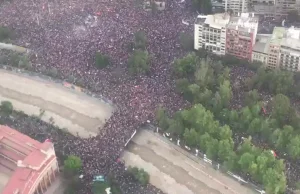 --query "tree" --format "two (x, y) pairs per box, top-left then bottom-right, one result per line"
(271, 94), (291, 126)
(267, 70), (294, 94)
(134, 30), (147, 50)
(0, 101), (13, 115)
(211, 92), (223, 114)
(173, 53), (198, 77)
(194, 59), (215, 89)
(128, 50), (149, 75)
(175, 78), (190, 94)
(217, 67), (230, 86)
(218, 125), (232, 141)
(287, 135), (300, 159)
(127, 166), (150, 186)
(218, 80), (232, 108)
(155, 106), (169, 130)
(167, 119), (184, 136)
(179, 32), (194, 51)
(198, 132), (212, 150)
(205, 138), (219, 160)
(238, 152), (256, 173)
(245, 89), (260, 107)
(183, 128), (199, 147)
(64, 155), (82, 177)
(262, 168), (287, 194)
(271, 126), (293, 151)
(95, 52), (110, 69)
(198, 88), (213, 107)
(218, 139), (234, 162)
(0, 26), (12, 41)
